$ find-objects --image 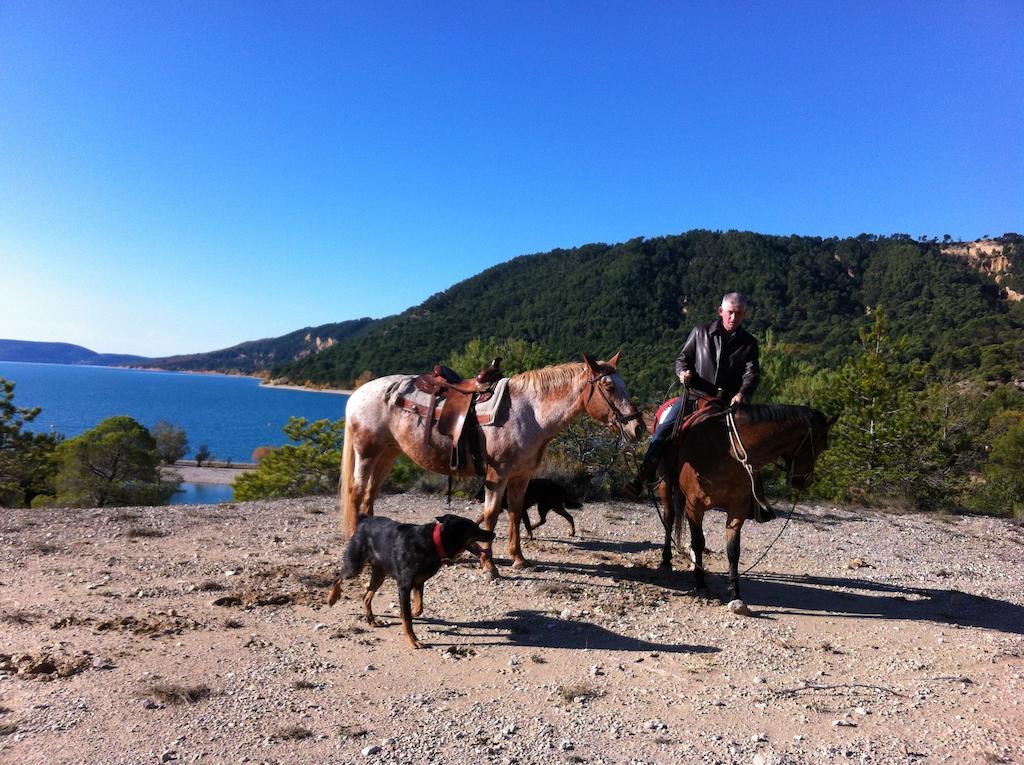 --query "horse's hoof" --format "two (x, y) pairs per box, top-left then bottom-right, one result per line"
(484, 565), (501, 581)
(511, 558), (531, 570)
(727, 599), (752, 616)
(658, 560), (673, 571)
(693, 587), (712, 601)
